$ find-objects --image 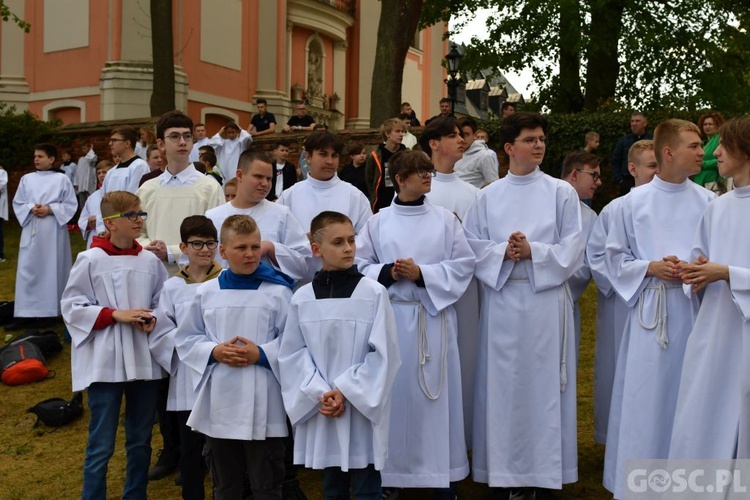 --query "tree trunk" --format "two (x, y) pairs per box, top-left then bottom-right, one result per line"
(554, 0), (584, 112)
(583, 0), (626, 111)
(150, 0), (176, 116)
(369, 0), (424, 128)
